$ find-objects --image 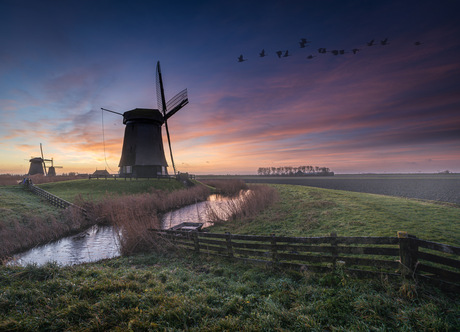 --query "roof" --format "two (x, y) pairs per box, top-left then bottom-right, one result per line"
(92, 169), (111, 176)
